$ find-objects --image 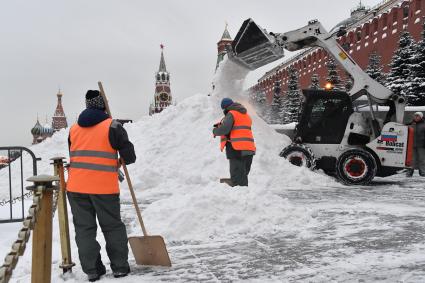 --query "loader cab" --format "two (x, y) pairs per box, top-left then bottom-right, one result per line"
(296, 90), (353, 144)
